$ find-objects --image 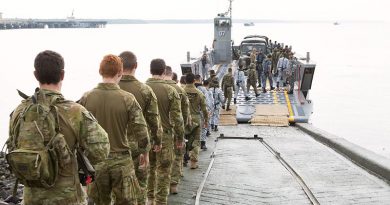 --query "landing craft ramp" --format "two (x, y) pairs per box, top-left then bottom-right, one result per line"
(211, 60), (314, 126)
